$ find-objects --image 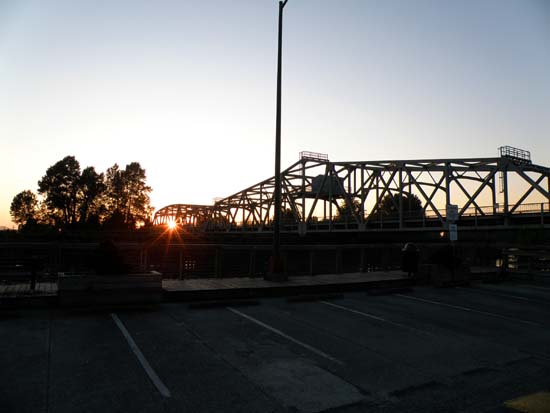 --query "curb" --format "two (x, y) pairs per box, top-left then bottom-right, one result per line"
(1, 277), (414, 309)
(162, 277), (414, 303)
